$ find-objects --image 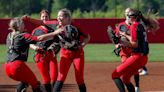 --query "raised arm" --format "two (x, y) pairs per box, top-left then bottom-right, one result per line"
(37, 28), (65, 41)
